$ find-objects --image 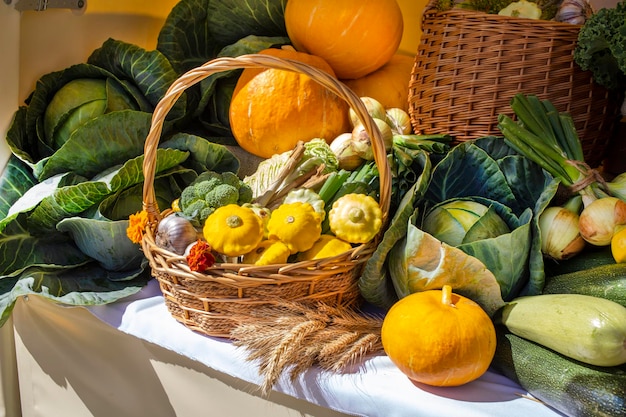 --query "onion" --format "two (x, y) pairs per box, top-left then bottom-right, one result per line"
(351, 118), (393, 161)
(606, 172), (626, 201)
(330, 132), (365, 170)
(349, 97), (386, 128)
(385, 107), (412, 135)
(538, 206), (586, 260)
(578, 197), (626, 246)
